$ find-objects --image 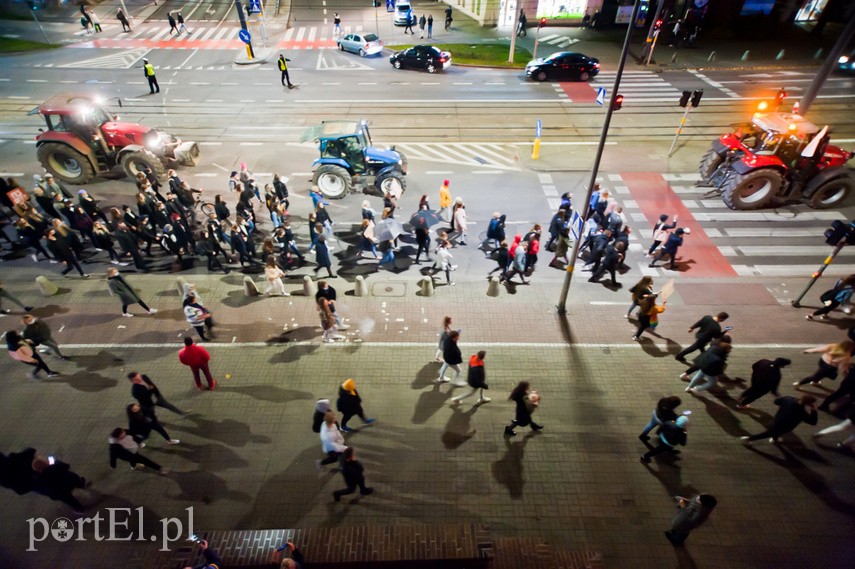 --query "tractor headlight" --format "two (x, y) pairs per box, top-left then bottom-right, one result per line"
(145, 131), (164, 150)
